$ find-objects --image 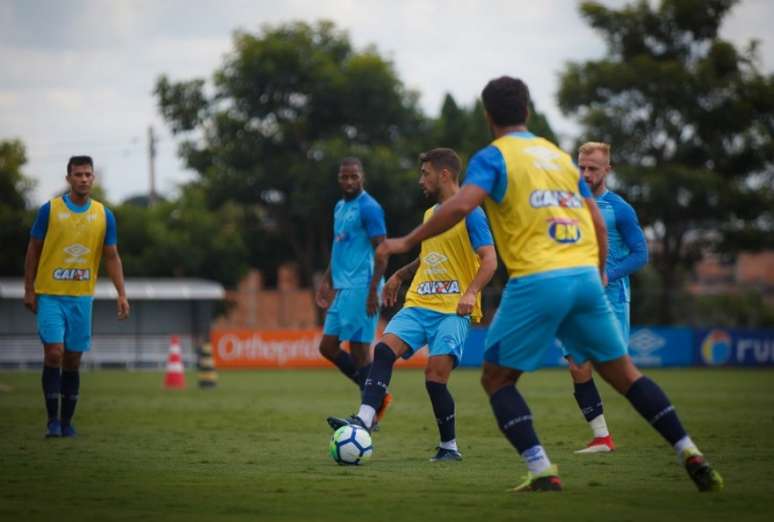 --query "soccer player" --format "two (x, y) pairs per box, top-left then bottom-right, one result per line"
(23, 155), (129, 438)
(317, 157), (392, 422)
(375, 77), (723, 492)
(328, 148), (496, 461)
(568, 141), (648, 454)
